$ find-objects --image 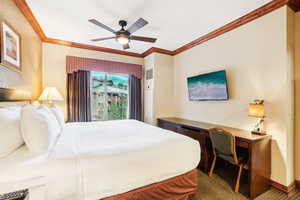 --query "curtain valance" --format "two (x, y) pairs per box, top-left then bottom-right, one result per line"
(66, 56), (142, 79)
